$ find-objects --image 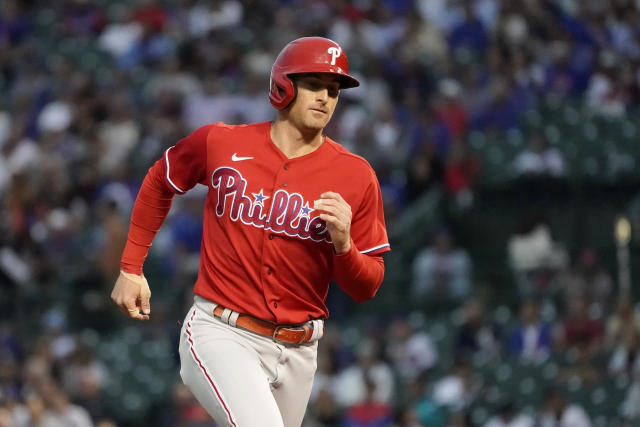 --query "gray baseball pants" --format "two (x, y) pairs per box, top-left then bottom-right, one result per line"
(179, 296), (319, 427)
